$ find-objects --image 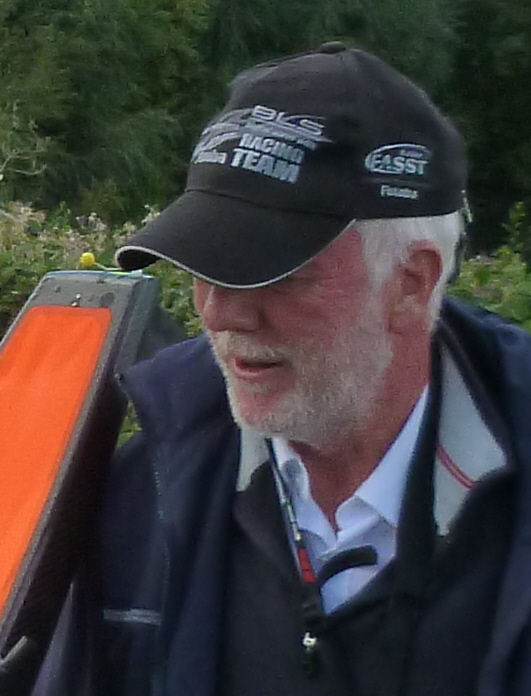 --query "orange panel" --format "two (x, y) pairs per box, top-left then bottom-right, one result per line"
(0, 306), (111, 614)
